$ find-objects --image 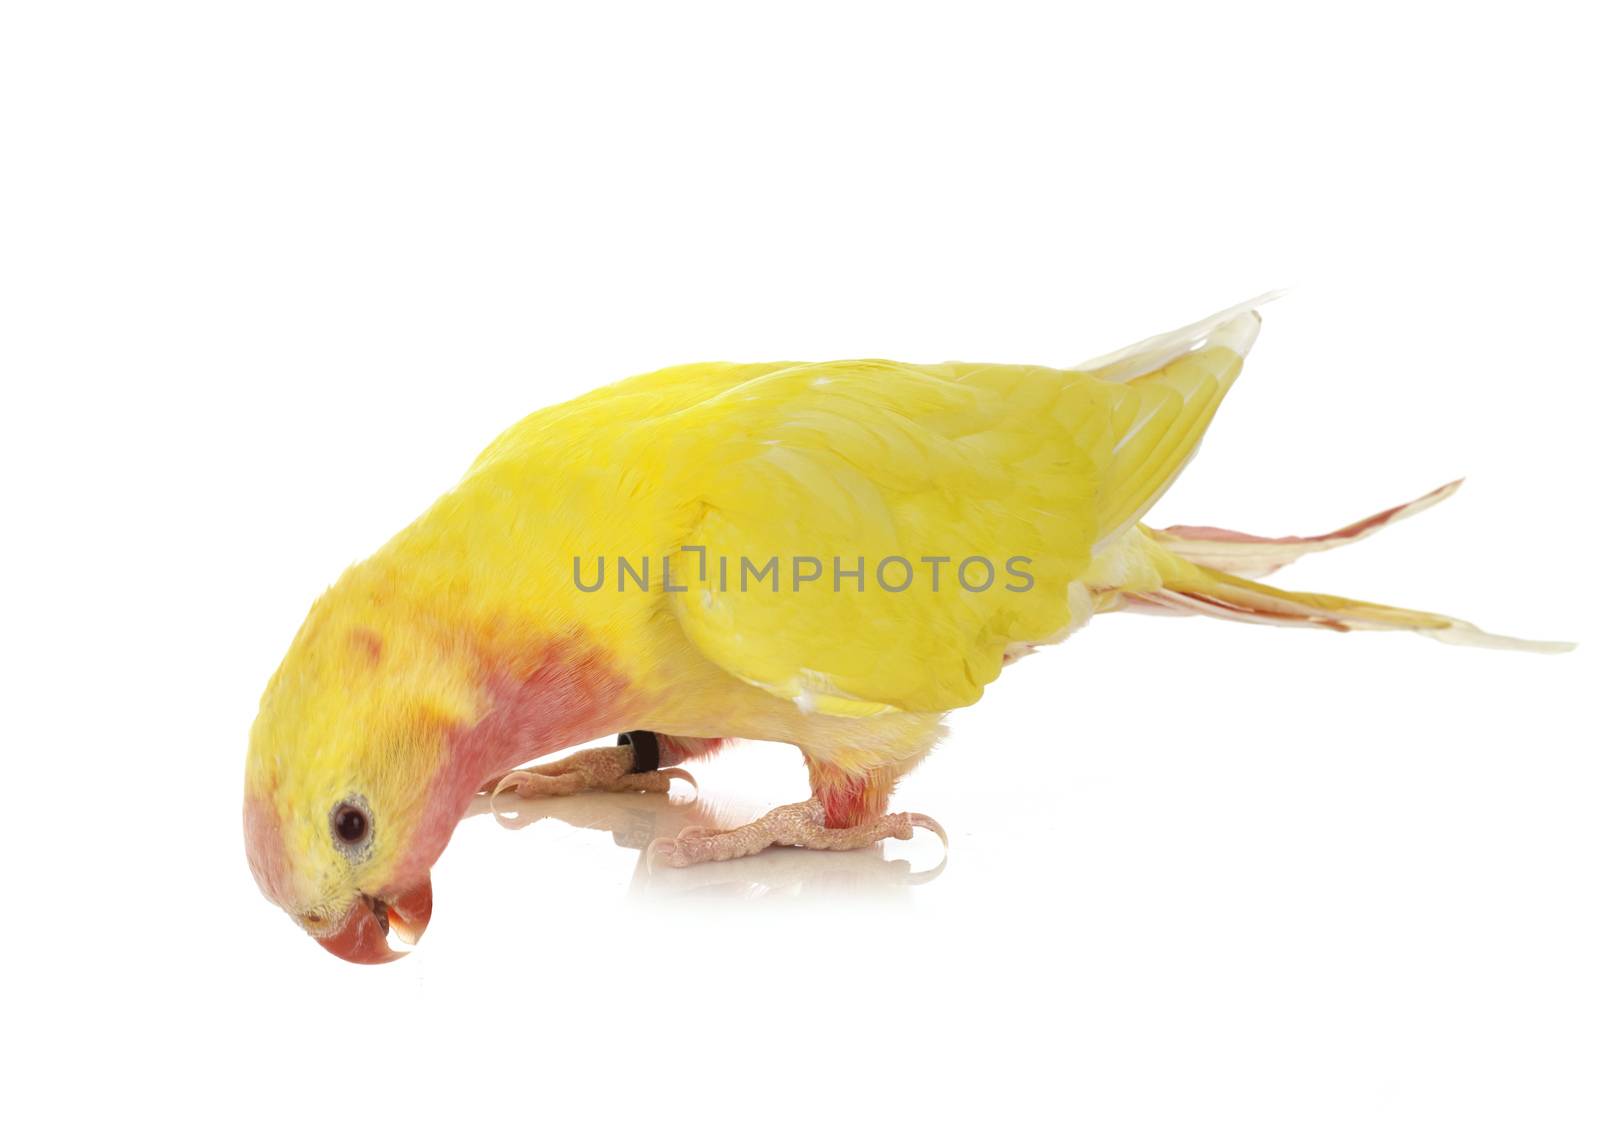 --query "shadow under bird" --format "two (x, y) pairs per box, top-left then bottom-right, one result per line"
(243, 297), (1571, 962)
